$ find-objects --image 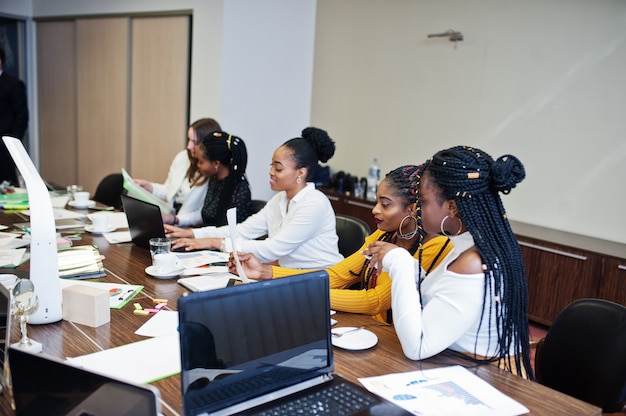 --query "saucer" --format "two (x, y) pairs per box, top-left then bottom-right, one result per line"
(84, 224), (117, 234)
(145, 265), (184, 280)
(331, 327), (378, 350)
(69, 200), (96, 209)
